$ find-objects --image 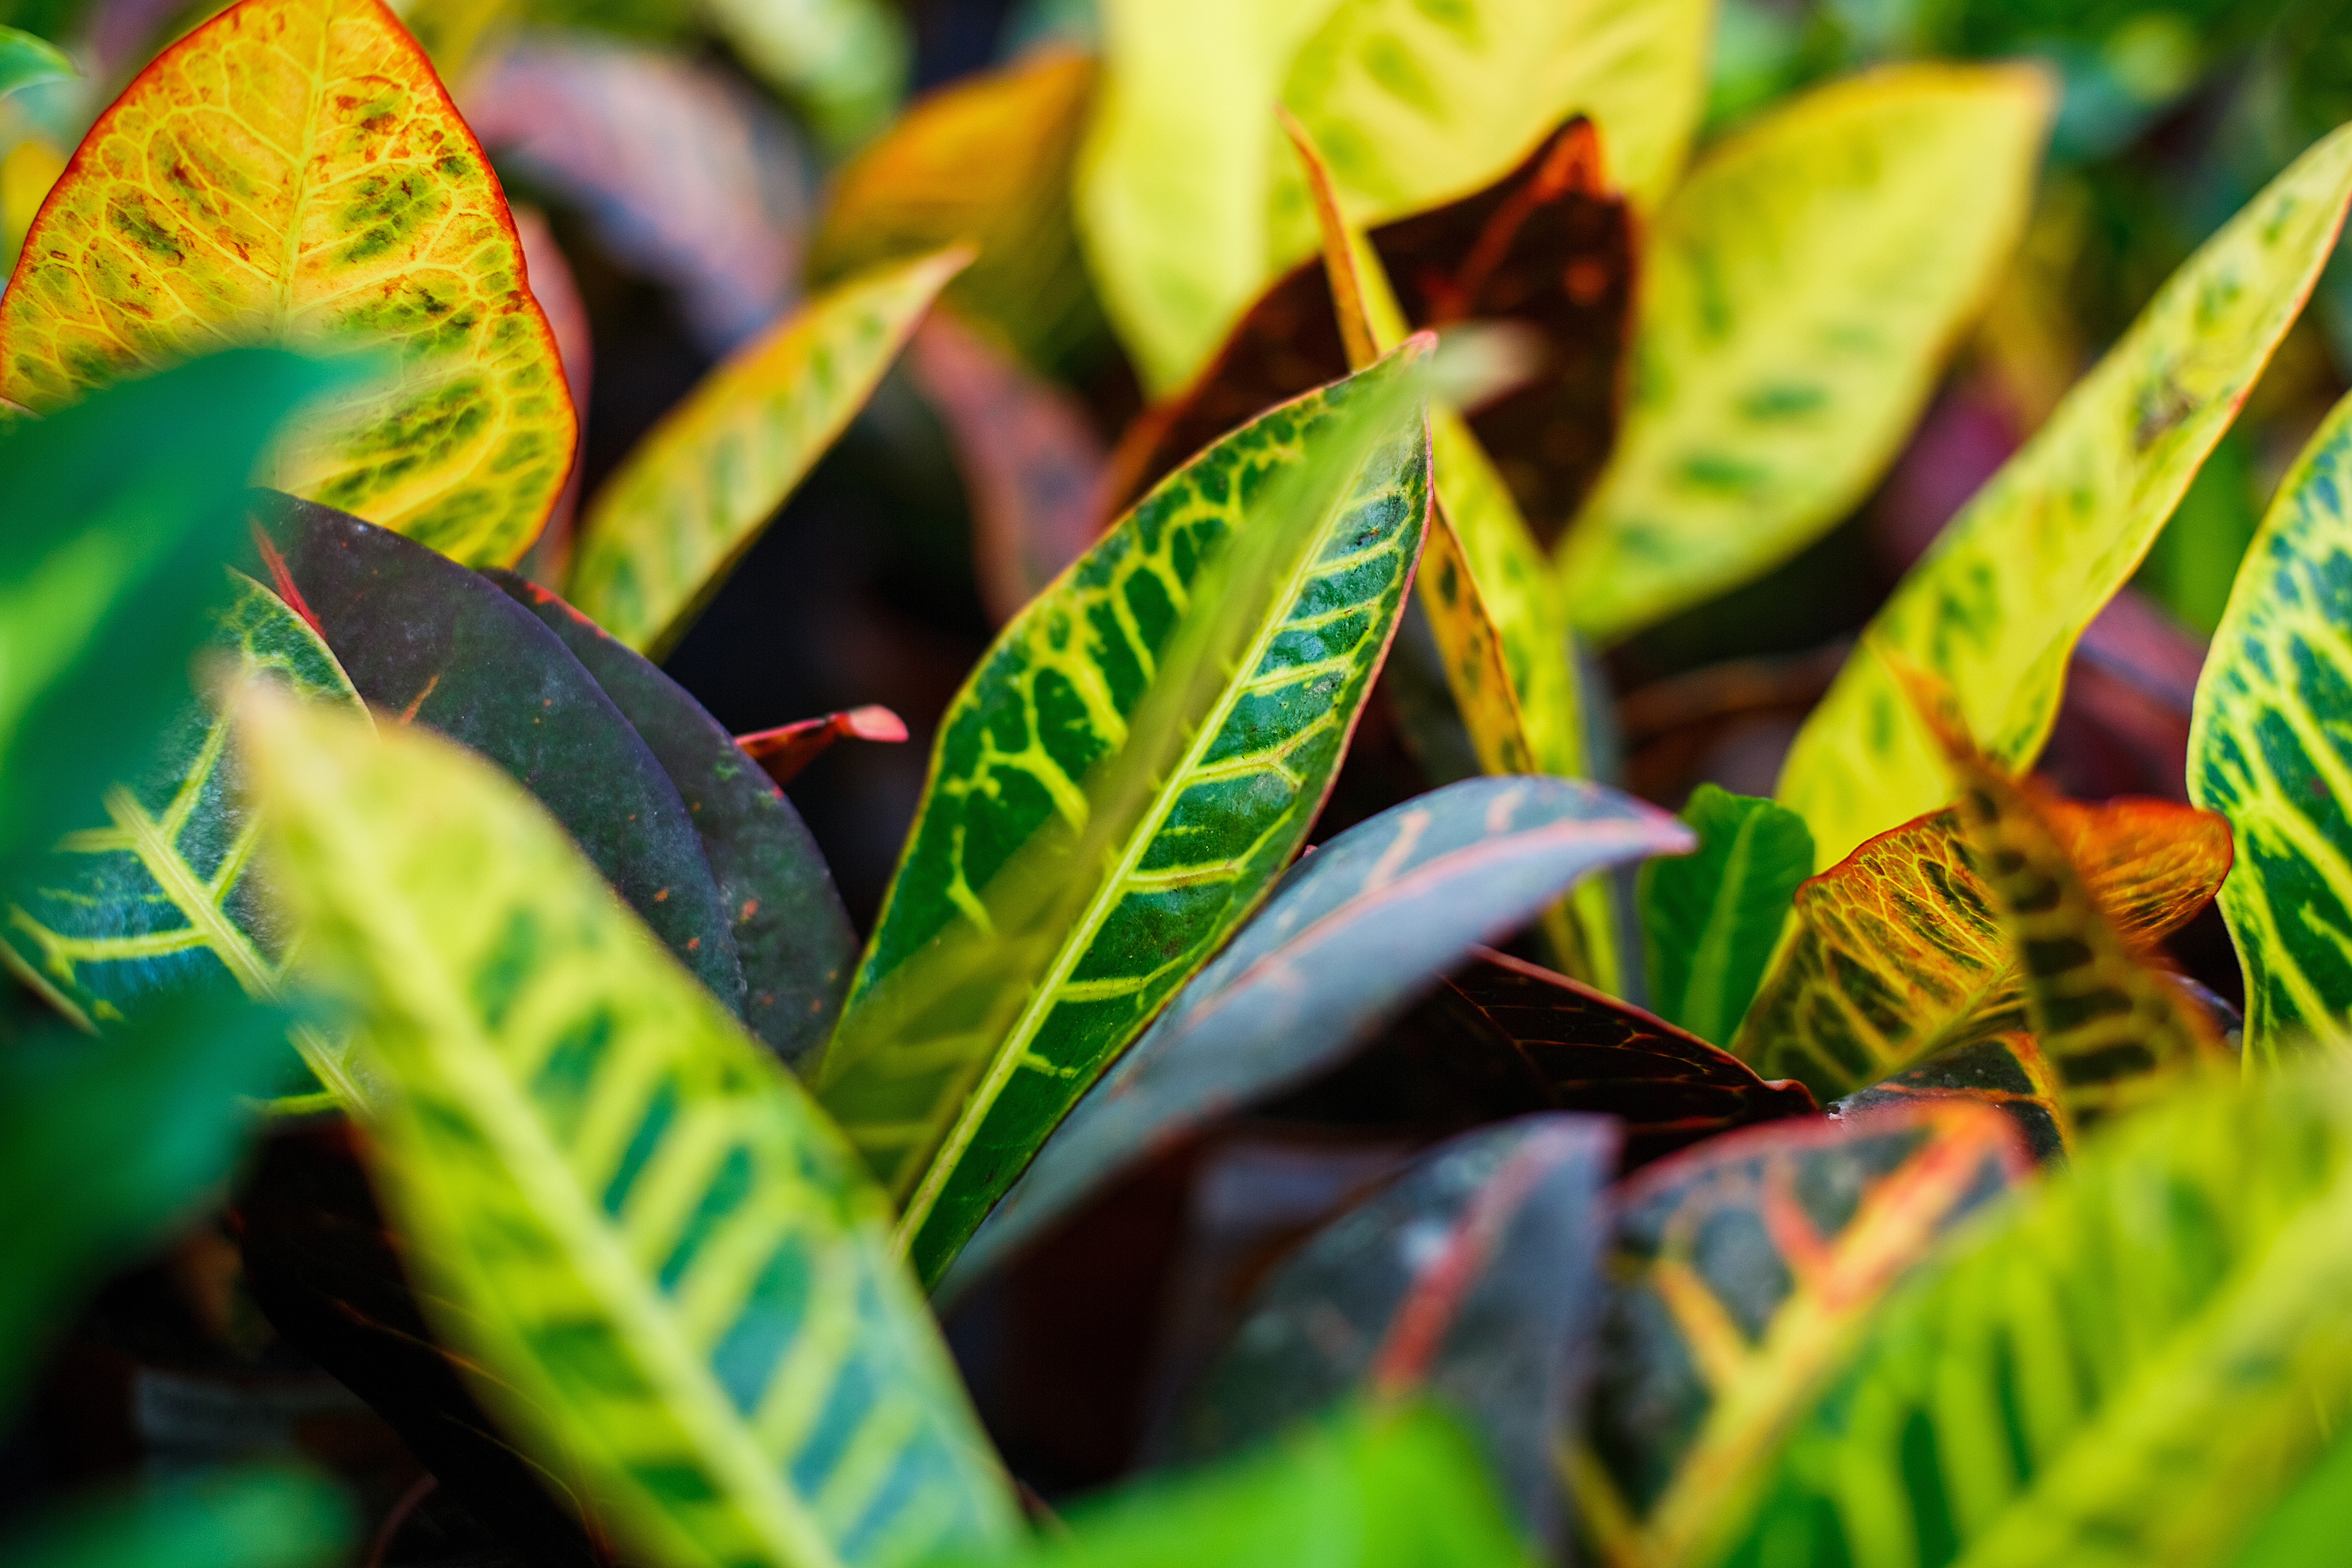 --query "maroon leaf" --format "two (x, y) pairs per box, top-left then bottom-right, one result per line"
(735, 704), (909, 788)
